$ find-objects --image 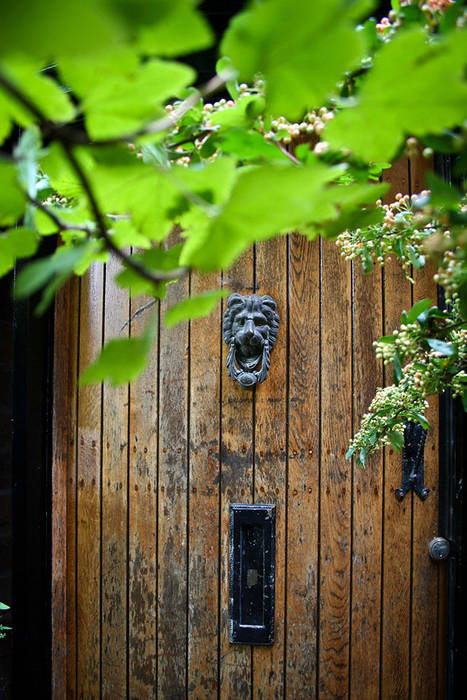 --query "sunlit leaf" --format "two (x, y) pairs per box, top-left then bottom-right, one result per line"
(79, 311), (156, 386)
(209, 95), (264, 129)
(0, 0), (122, 60)
(110, 219), (151, 249)
(0, 227), (38, 276)
(219, 128), (289, 161)
(40, 143), (94, 199)
(0, 163), (26, 225)
(181, 160), (375, 270)
(326, 28), (467, 161)
(15, 242), (90, 298)
(165, 288), (229, 327)
(115, 243), (183, 297)
(82, 60), (195, 139)
(13, 127), (43, 198)
(0, 59), (75, 127)
(137, 6), (213, 56)
(221, 0), (371, 119)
